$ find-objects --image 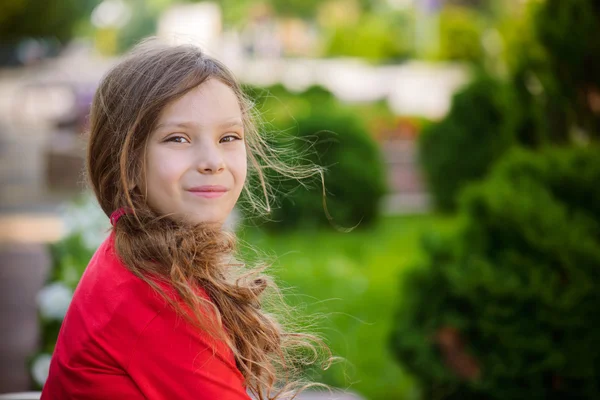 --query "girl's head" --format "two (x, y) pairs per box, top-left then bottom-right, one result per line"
(87, 39), (264, 227)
